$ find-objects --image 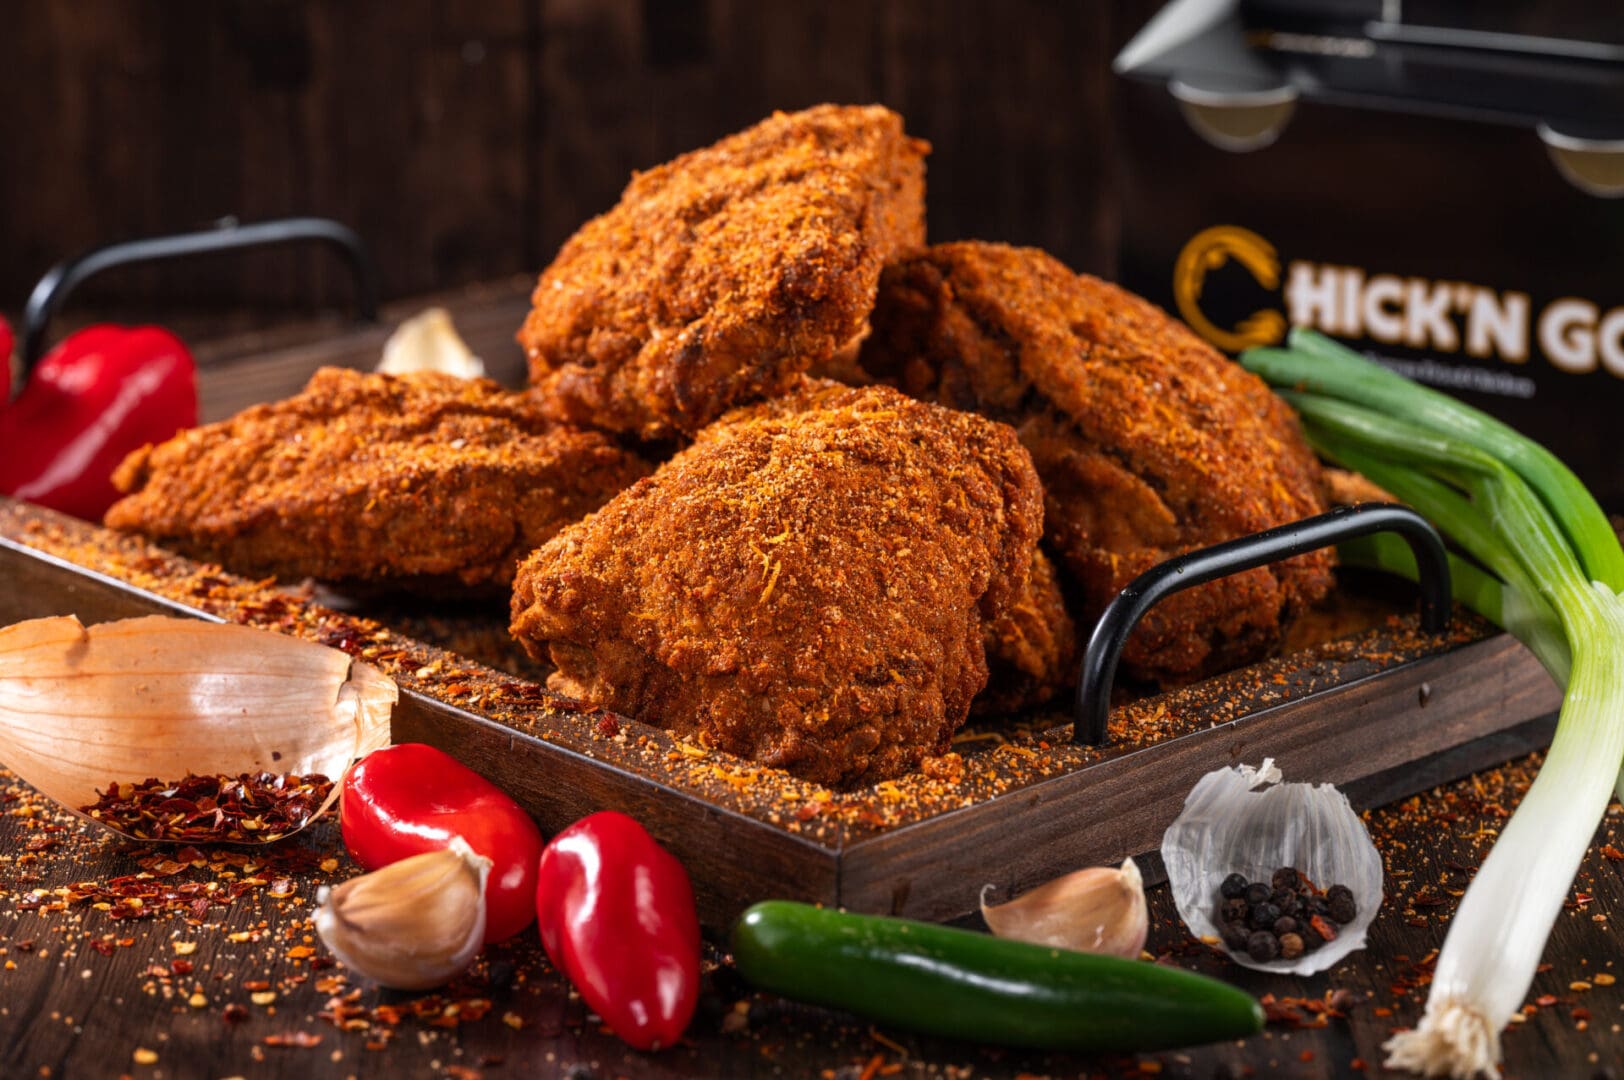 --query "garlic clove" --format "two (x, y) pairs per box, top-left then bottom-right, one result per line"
(980, 857), (1149, 958)
(0, 614), (395, 843)
(376, 307), (485, 379)
(315, 837), (491, 990)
